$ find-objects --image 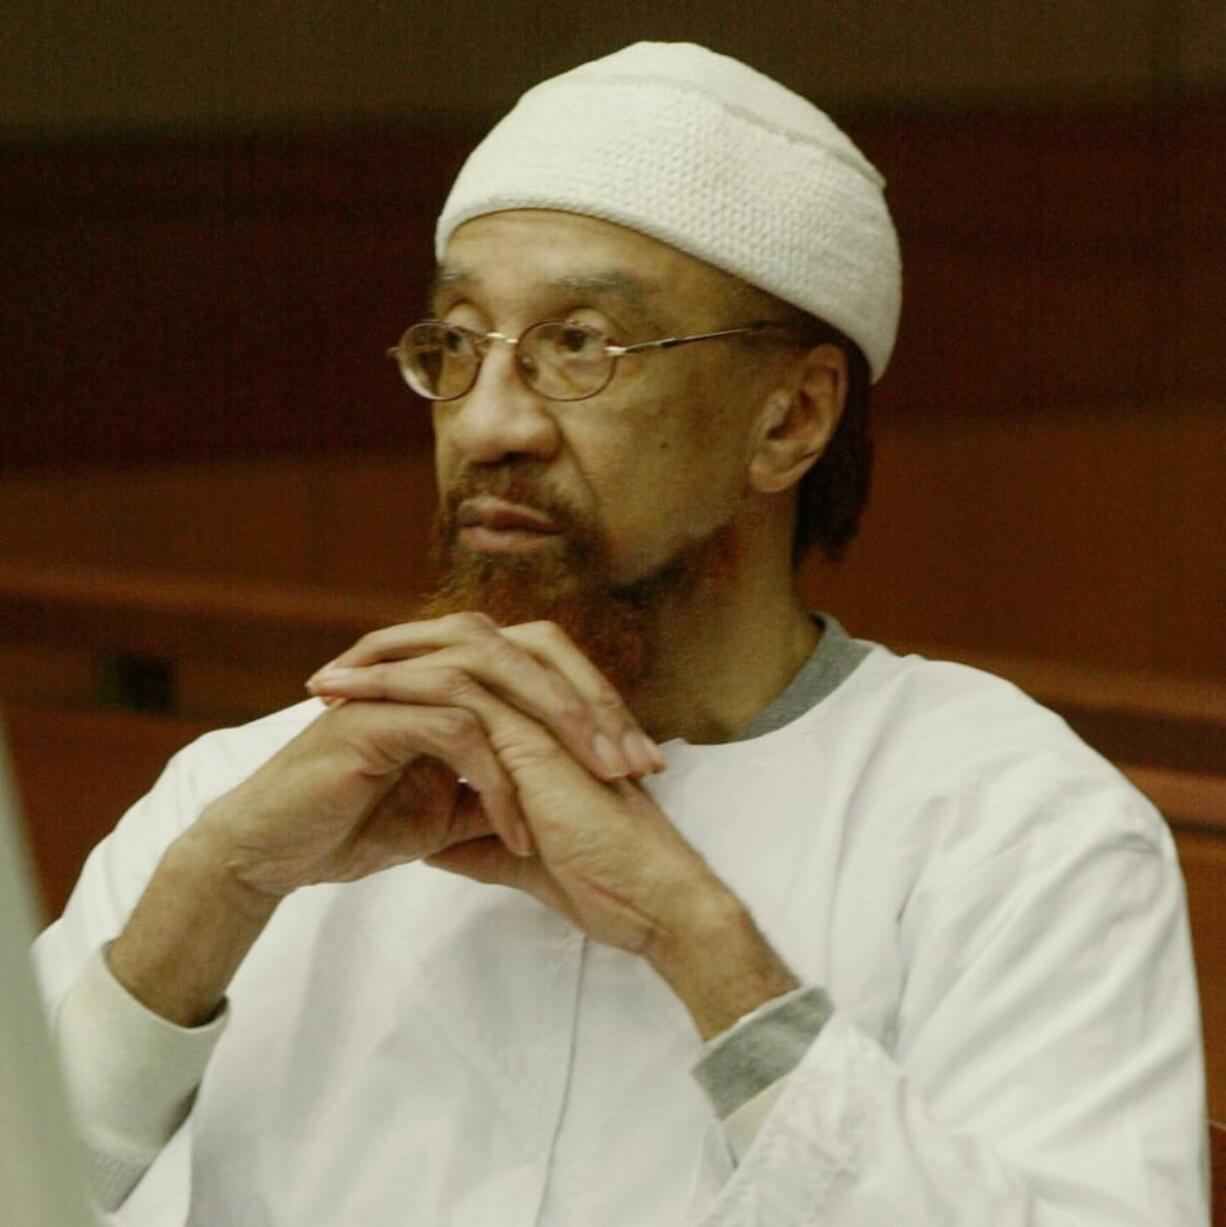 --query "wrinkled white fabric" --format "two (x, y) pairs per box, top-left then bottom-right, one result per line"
(55, 946), (227, 1210)
(722, 1080), (790, 1165)
(35, 645), (1207, 1226)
